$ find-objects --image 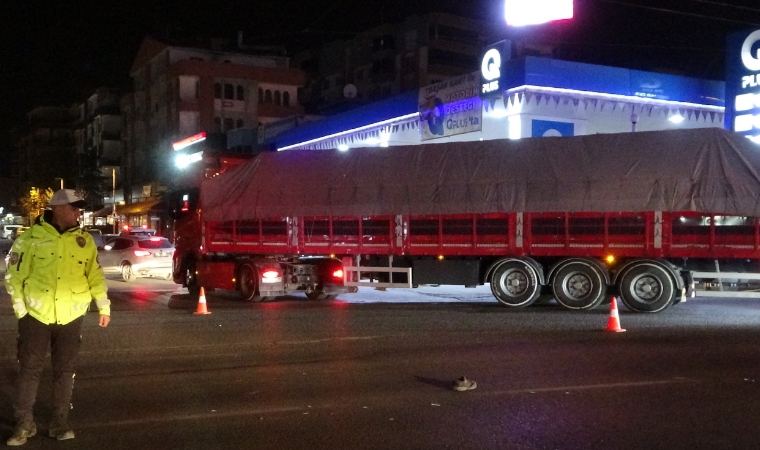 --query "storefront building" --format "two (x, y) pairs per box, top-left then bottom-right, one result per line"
(275, 54), (725, 151)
